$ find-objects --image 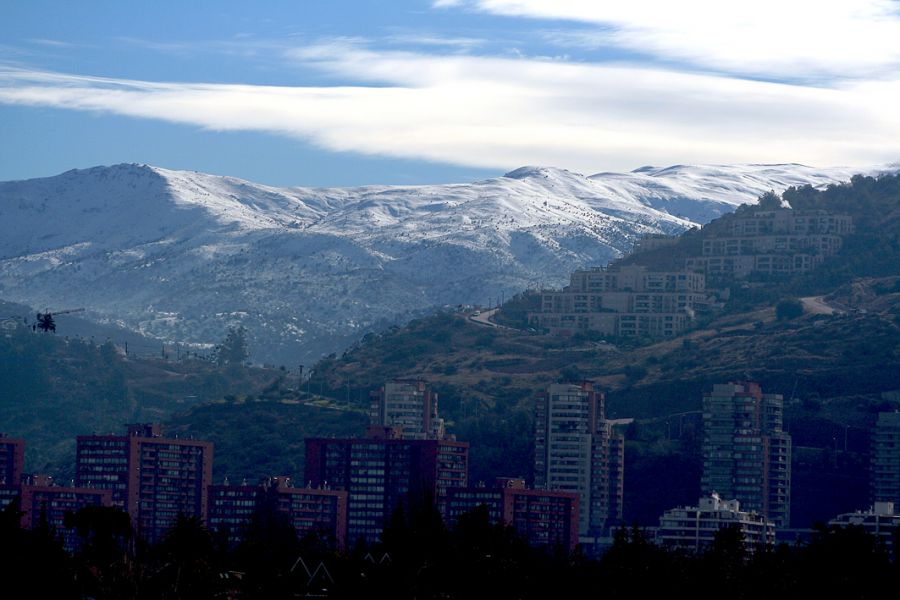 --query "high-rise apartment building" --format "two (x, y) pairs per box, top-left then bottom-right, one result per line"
(872, 412), (900, 506)
(76, 424), (213, 544)
(701, 382), (791, 528)
(534, 382), (624, 537)
(0, 434), (24, 486)
(305, 426), (468, 545)
(369, 380), (445, 440)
